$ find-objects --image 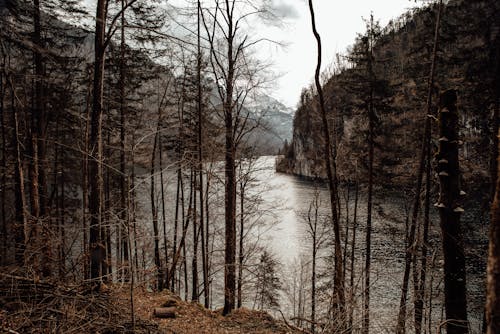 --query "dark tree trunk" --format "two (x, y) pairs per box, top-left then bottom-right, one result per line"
(307, 1), (345, 324)
(487, 128), (500, 334)
(0, 69), (6, 265)
(349, 182), (359, 332)
(396, 3), (442, 332)
(104, 131), (112, 280)
(486, 13), (500, 334)
(436, 89), (469, 334)
(171, 168), (181, 291)
(89, 0), (108, 286)
(192, 168), (199, 302)
(363, 16), (375, 333)
(197, 0), (209, 308)
(222, 17), (237, 316)
(150, 126), (162, 290)
(237, 176), (244, 308)
(119, 0), (129, 282)
(8, 76), (27, 266)
(82, 67), (92, 280)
